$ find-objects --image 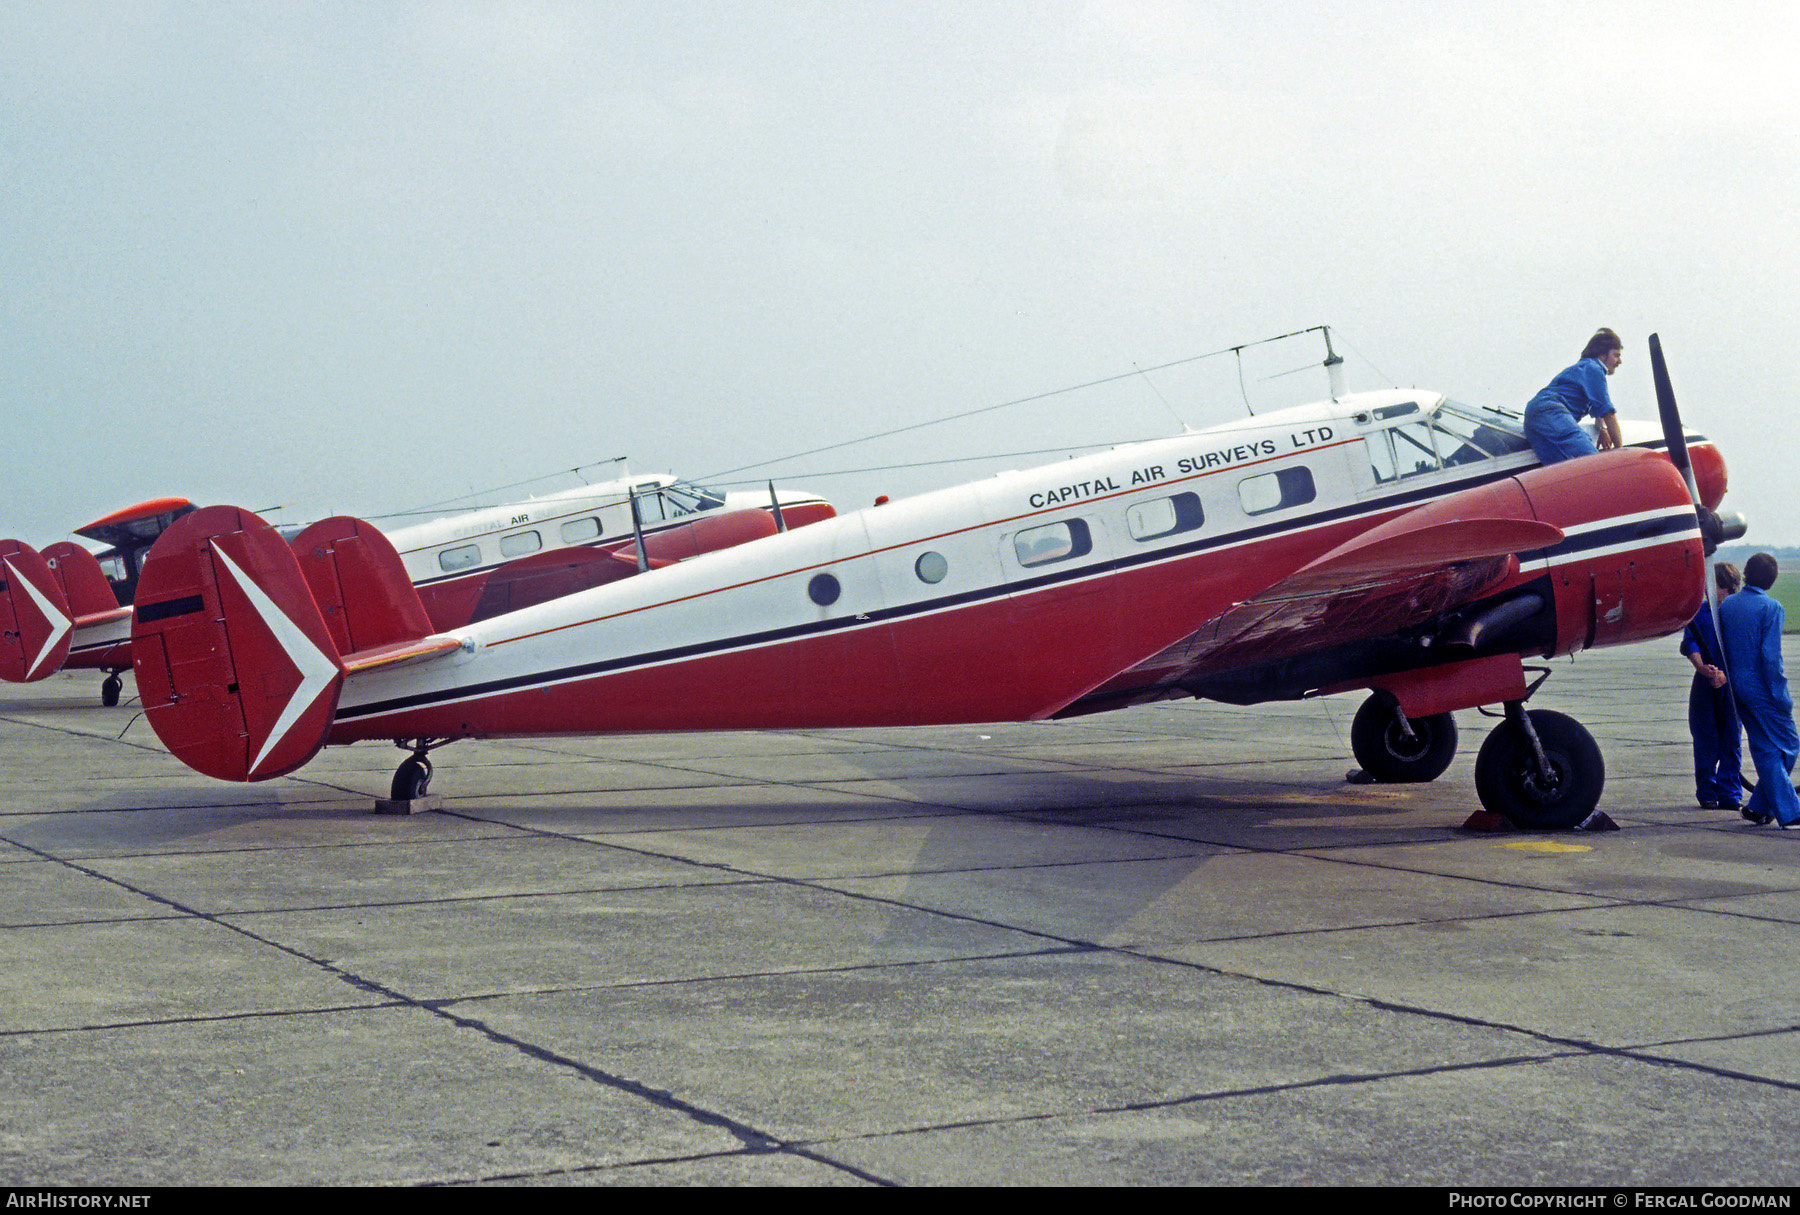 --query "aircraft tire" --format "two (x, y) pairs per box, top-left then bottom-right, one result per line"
(1349, 698), (1457, 783)
(1473, 709), (1604, 830)
(101, 675), (122, 708)
(391, 755), (433, 801)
